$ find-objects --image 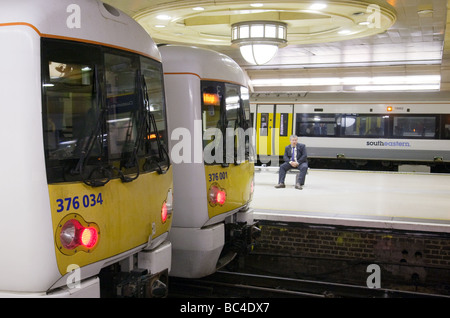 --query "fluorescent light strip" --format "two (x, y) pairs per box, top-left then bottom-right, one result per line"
(354, 85), (440, 91)
(250, 75), (441, 87)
